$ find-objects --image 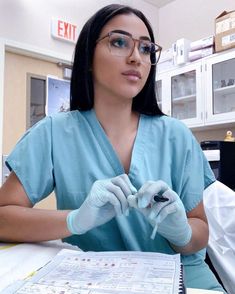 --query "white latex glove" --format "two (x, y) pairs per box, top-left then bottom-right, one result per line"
(67, 174), (137, 235)
(128, 180), (192, 247)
